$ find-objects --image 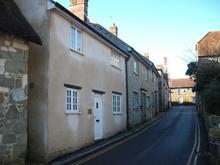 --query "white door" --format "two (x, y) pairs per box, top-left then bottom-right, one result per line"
(94, 95), (103, 140)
